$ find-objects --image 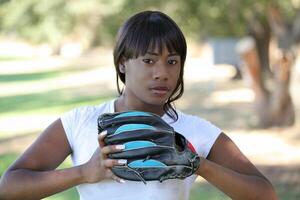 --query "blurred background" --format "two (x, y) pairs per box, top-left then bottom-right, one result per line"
(0, 0), (300, 199)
